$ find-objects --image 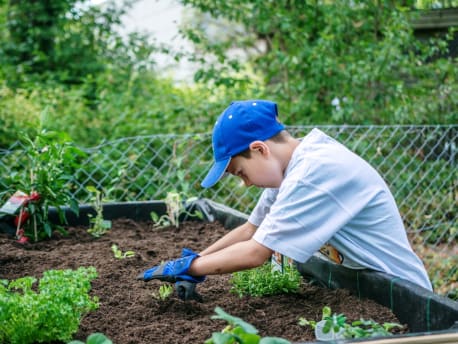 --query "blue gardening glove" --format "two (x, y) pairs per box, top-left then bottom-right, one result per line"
(175, 248), (205, 301)
(137, 248), (205, 283)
